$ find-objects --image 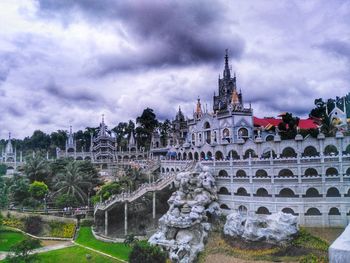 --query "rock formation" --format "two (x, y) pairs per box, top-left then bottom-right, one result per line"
(149, 163), (219, 263)
(224, 211), (298, 245)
